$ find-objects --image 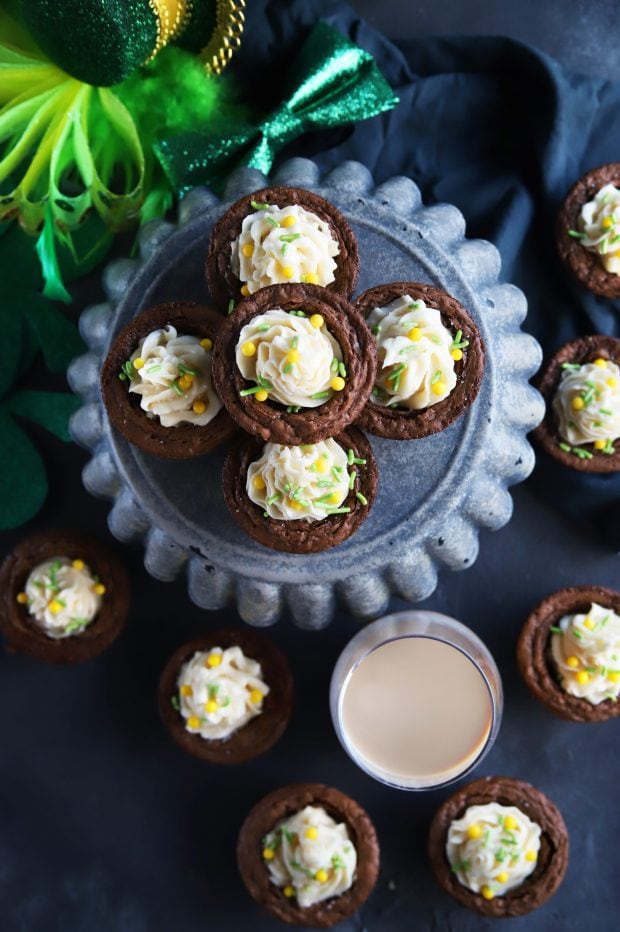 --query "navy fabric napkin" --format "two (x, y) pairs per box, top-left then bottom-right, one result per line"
(236, 0), (620, 548)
